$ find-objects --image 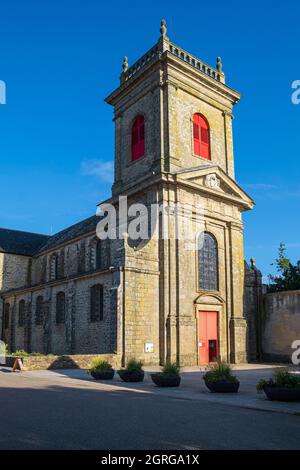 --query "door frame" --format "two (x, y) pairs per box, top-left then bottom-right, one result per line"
(194, 294), (225, 366)
(197, 310), (219, 365)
